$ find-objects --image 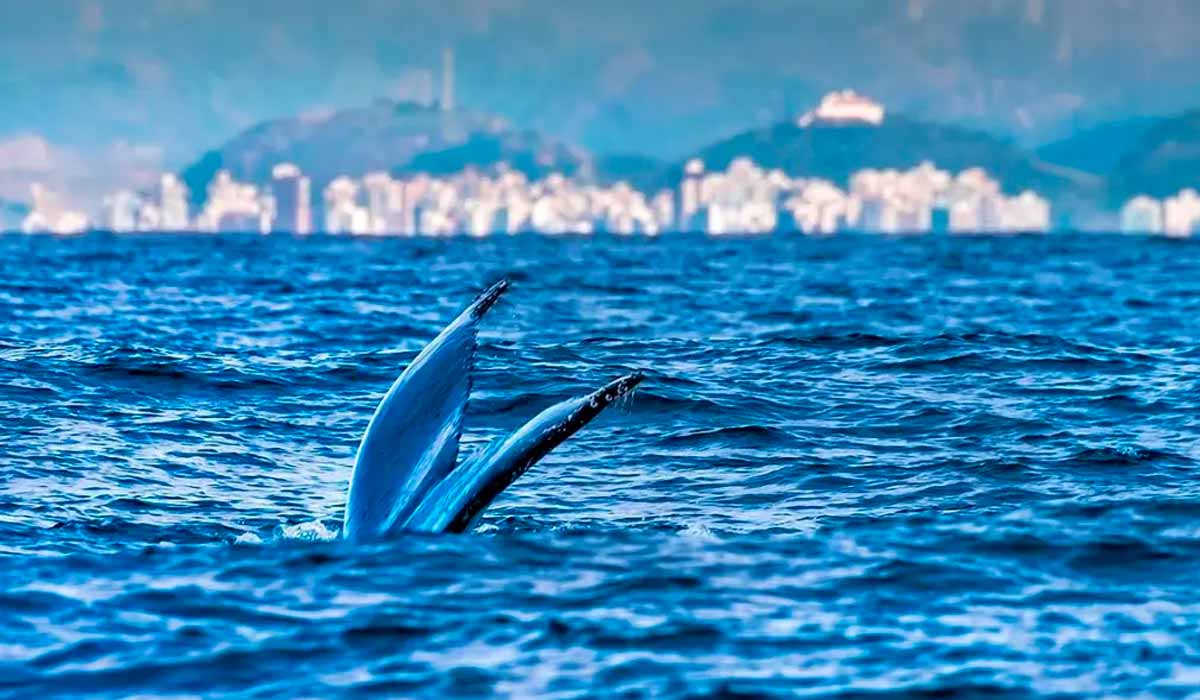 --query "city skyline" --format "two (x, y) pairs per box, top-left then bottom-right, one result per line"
(15, 87), (1200, 236)
(5, 0), (1200, 213)
(16, 153), (1058, 237)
